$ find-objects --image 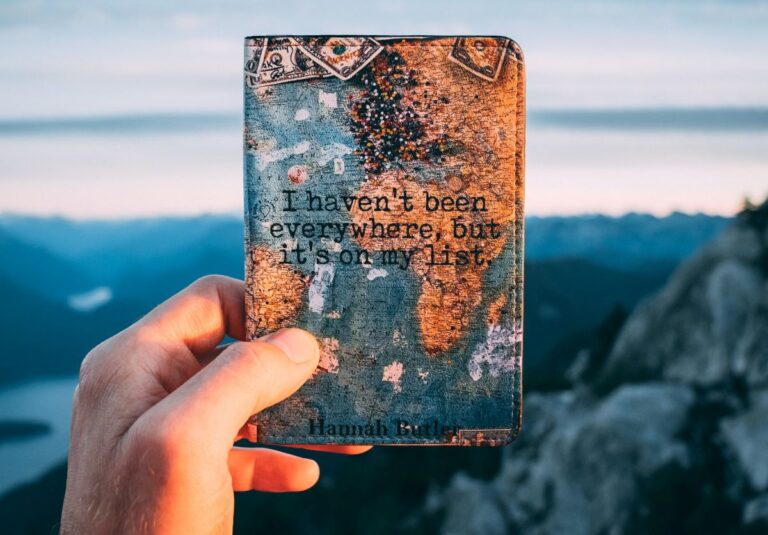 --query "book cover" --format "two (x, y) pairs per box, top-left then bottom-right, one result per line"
(243, 36), (524, 445)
